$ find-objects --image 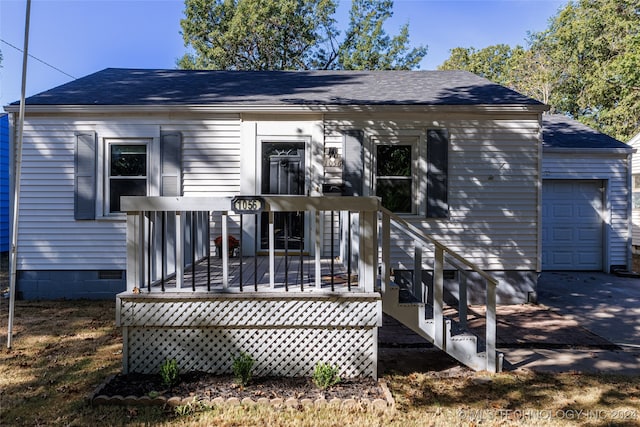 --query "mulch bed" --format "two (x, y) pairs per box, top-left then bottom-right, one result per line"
(95, 371), (387, 403)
